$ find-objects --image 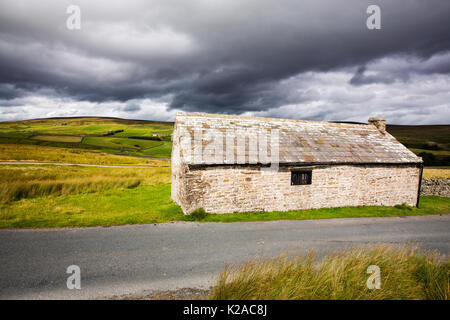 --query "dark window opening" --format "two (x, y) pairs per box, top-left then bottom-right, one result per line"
(291, 171), (312, 185)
